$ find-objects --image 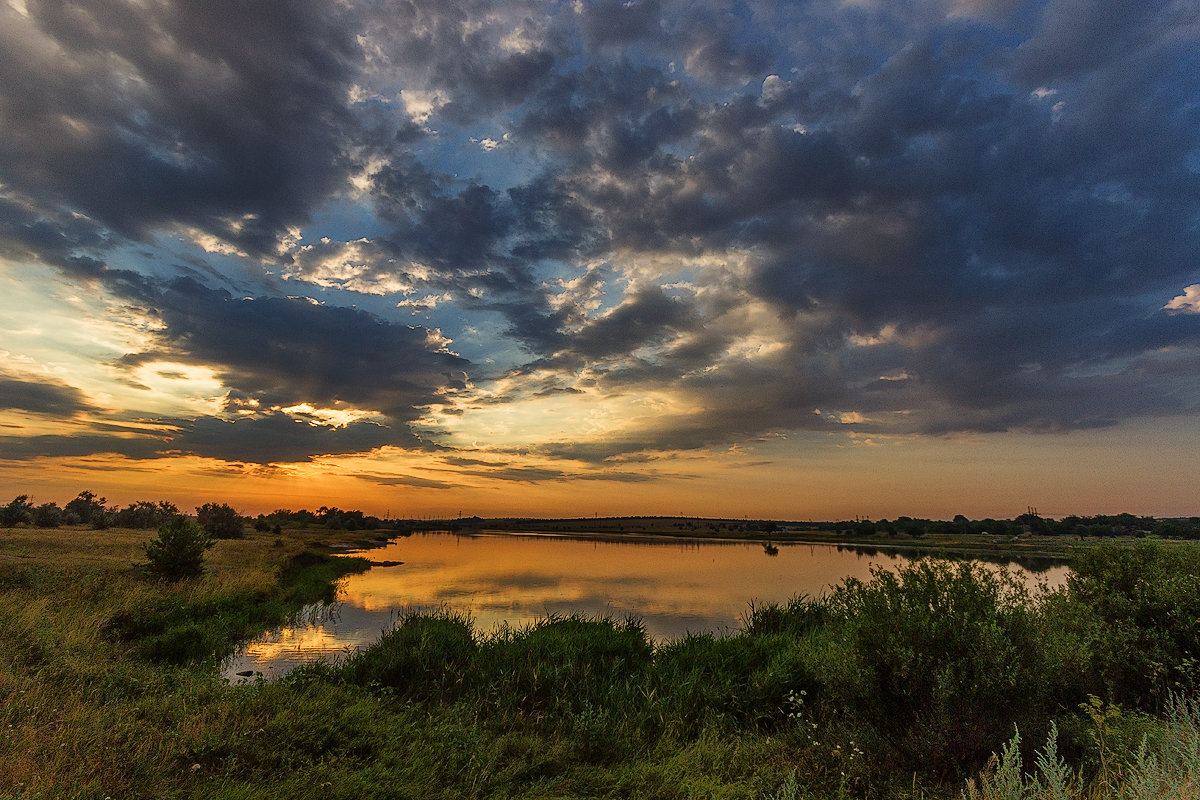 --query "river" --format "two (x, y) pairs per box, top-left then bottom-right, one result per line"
(221, 531), (1069, 681)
